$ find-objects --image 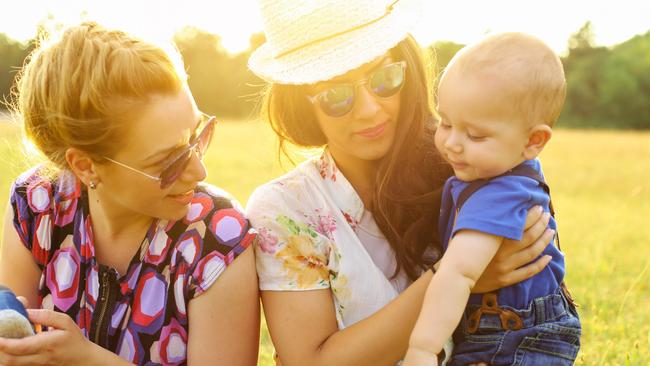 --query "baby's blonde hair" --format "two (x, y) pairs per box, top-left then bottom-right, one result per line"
(14, 22), (187, 169)
(446, 32), (566, 127)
